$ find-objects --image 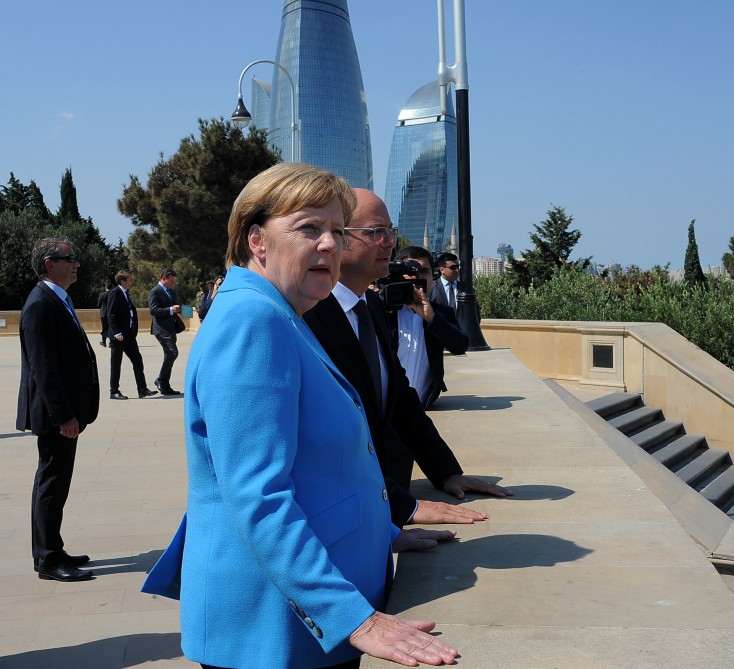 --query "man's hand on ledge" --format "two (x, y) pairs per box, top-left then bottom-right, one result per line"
(393, 528), (457, 553)
(442, 474), (514, 500)
(411, 499), (487, 524)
